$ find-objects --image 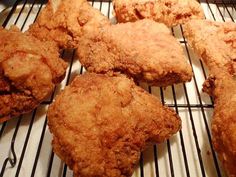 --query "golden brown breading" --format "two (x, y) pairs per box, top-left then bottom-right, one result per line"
(203, 71), (236, 177)
(47, 73), (181, 177)
(0, 26), (67, 123)
(77, 19), (192, 86)
(27, 0), (111, 49)
(184, 20), (236, 177)
(184, 19), (236, 73)
(112, 0), (204, 27)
